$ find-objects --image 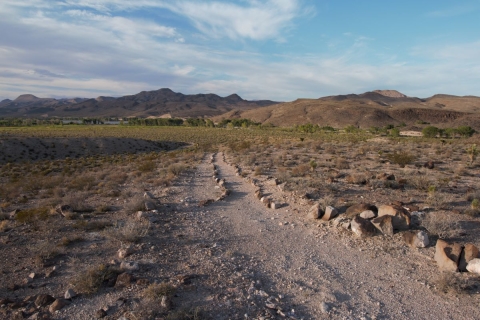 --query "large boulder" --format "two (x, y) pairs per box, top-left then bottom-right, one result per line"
(377, 205), (411, 230)
(371, 215), (394, 236)
(351, 215), (377, 237)
(360, 210), (376, 219)
(322, 206), (339, 221)
(345, 203), (377, 219)
(466, 259), (480, 274)
(434, 239), (462, 272)
(403, 230), (429, 248)
(307, 203), (323, 220)
(459, 243), (479, 272)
